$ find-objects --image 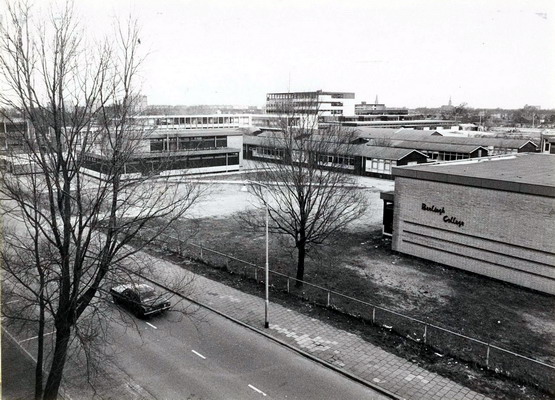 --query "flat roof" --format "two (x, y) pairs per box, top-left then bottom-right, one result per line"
(267, 90), (355, 96)
(83, 147), (240, 160)
(134, 114), (251, 118)
(149, 128), (244, 137)
(392, 153), (555, 197)
(342, 120), (455, 127)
